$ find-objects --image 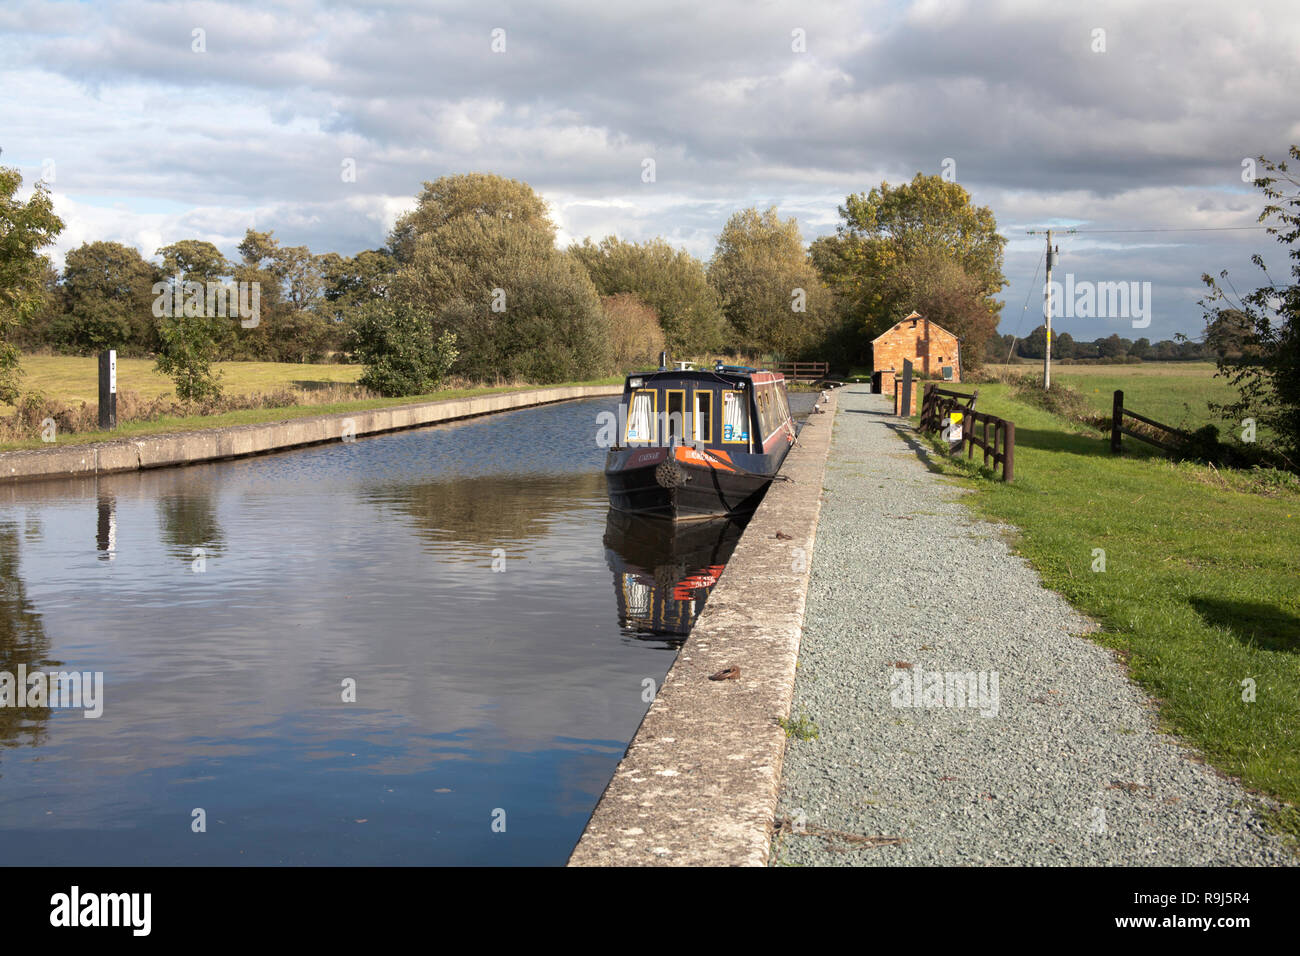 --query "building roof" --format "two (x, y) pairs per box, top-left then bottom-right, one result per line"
(871, 311), (959, 343)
